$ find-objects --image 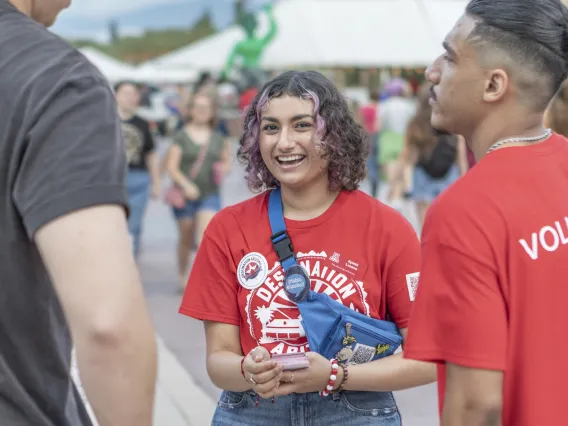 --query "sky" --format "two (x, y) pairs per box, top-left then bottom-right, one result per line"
(51, 0), (272, 41)
(62, 0), (221, 18)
